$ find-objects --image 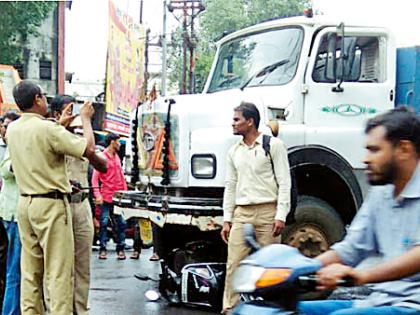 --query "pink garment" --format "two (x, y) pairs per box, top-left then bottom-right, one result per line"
(92, 150), (127, 203)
